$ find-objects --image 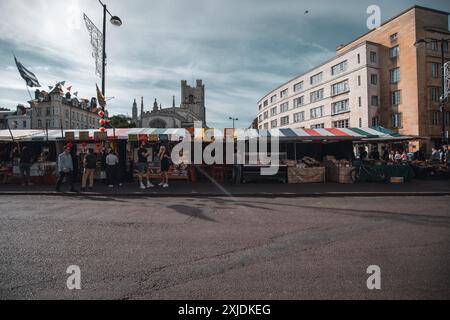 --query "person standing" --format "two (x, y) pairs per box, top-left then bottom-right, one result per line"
(19, 146), (33, 186)
(105, 148), (120, 188)
(56, 146), (76, 192)
(81, 148), (96, 191)
(158, 146), (170, 188)
(136, 144), (154, 189)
